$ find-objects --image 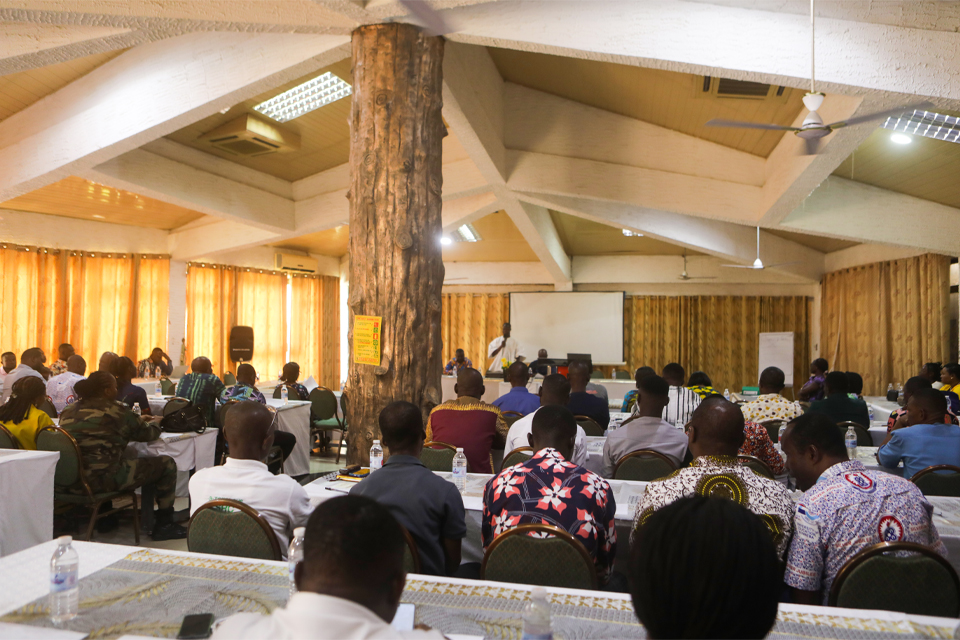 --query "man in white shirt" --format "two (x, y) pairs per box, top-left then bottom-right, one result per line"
(213, 495), (444, 640)
(0, 352), (16, 393)
(189, 401), (311, 554)
(1, 348), (46, 404)
(47, 355), (87, 413)
(505, 374), (587, 466)
(486, 323), (526, 375)
(640, 362), (700, 428)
